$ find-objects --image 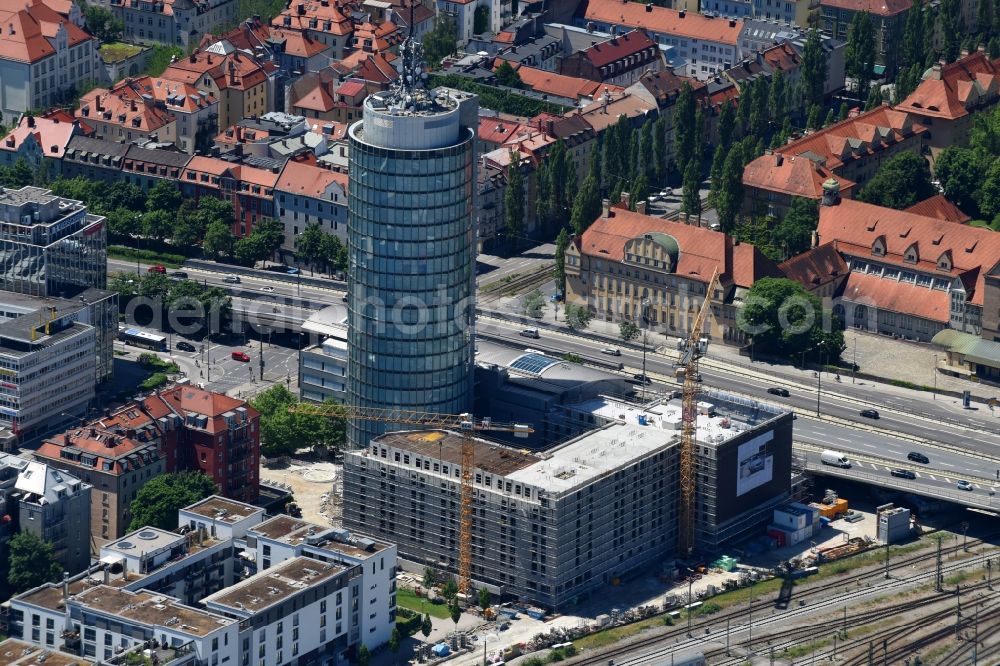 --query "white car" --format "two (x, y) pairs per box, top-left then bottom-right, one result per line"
(601, 348), (621, 356)
(260, 286), (275, 293)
